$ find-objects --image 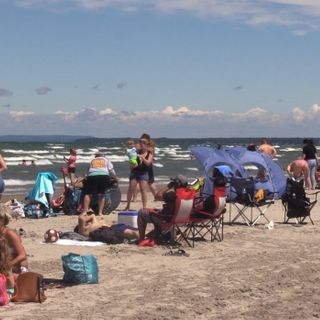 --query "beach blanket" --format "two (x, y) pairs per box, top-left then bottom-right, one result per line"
(42, 239), (105, 246)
